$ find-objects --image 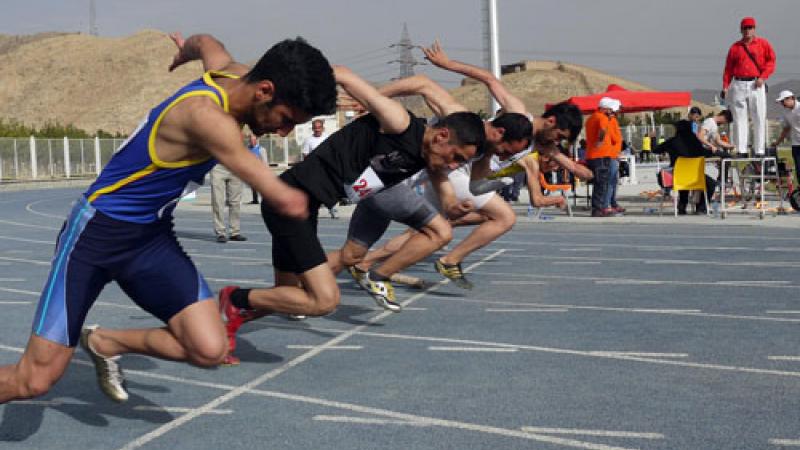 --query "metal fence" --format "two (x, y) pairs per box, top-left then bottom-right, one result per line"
(0, 136), (300, 181)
